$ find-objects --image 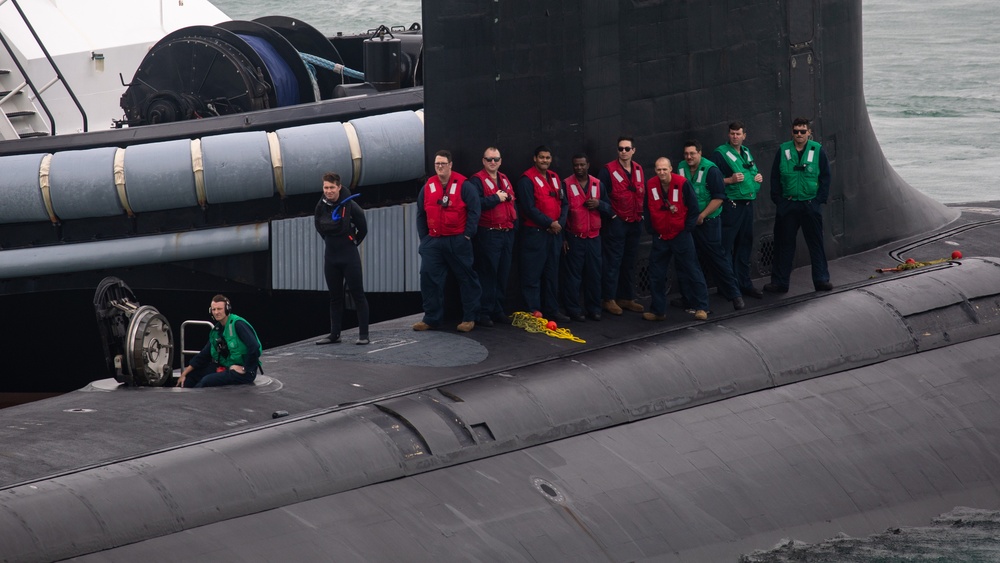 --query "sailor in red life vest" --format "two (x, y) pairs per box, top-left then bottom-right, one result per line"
(515, 145), (569, 321)
(413, 150), (482, 332)
(642, 157), (710, 321)
(469, 147), (517, 327)
(560, 153), (611, 322)
(598, 135), (645, 316)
